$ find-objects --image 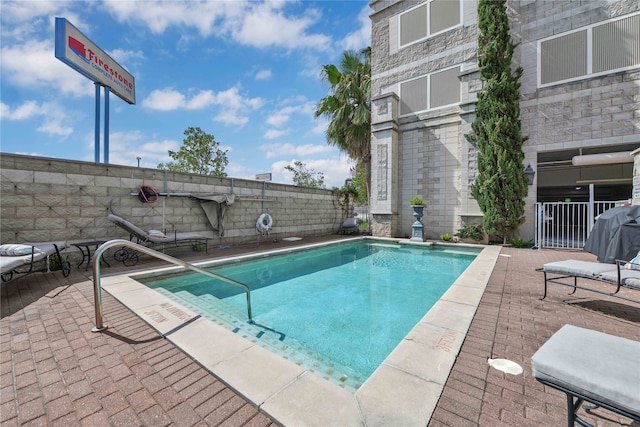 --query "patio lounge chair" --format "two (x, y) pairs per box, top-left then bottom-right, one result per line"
(108, 214), (211, 265)
(0, 242), (70, 284)
(537, 259), (640, 304)
(531, 325), (640, 426)
(339, 217), (358, 234)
